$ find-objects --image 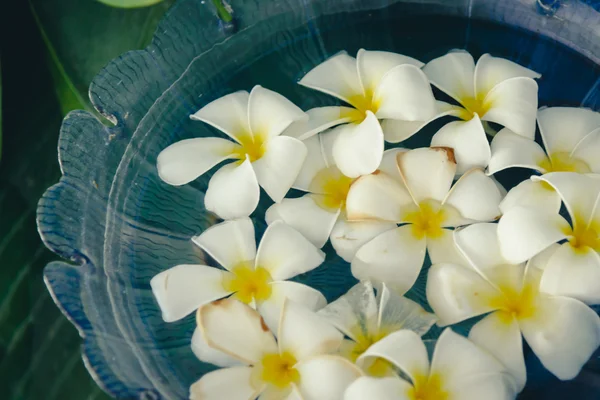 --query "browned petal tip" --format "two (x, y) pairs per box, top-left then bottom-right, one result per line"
(431, 146), (456, 164)
(372, 169), (381, 175)
(260, 317), (269, 332)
